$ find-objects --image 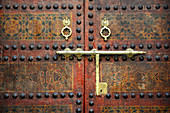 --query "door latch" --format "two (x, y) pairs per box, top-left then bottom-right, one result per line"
(56, 48), (146, 95)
